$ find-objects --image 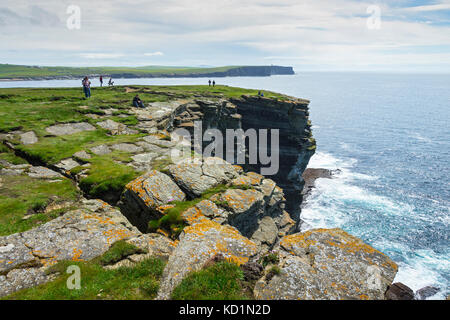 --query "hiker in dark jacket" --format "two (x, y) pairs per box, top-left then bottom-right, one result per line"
(132, 94), (145, 108)
(82, 76), (91, 98)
